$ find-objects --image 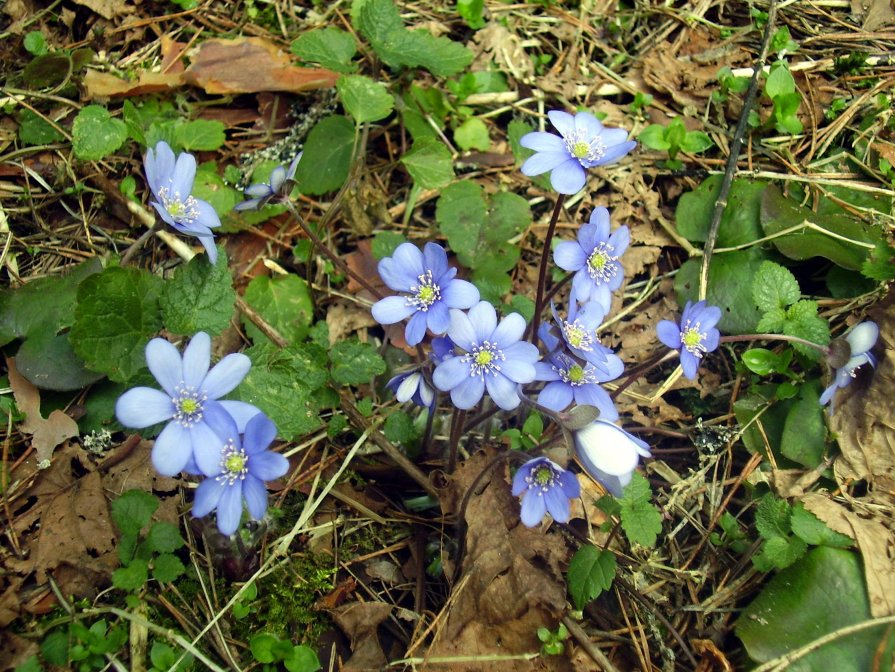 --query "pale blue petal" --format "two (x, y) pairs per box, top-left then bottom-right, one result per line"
(680, 351), (700, 379)
(819, 383), (837, 406)
(600, 127), (630, 147)
(447, 308), (477, 350)
(433, 356), (469, 392)
(218, 401), (262, 432)
(512, 462), (535, 496)
(422, 242), (449, 278)
(426, 301), (450, 334)
(519, 132), (566, 152)
(594, 354), (625, 381)
(547, 110), (576, 137)
(592, 284), (611, 314)
(485, 373), (520, 410)
(150, 200), (178, 229)
(544, 485), (571, 523)
(656, 320), (682, 349)
(202, 352), (251, 399)
(145, 338), (182, 396)
(152, 421), (192, 476)
(502, 341), (539, 365)
(192, 478), (226, 518)
(215, 484), (244, 536)
(846, 322), (878, 354)
(574, 421), (639, 476)
(244, 413), (277, 454)
(450, 375), (485, 409)
(194, 199), (221, 230)
(699, 305), (723, 329)
(491, 313), (526, 349)
(405, 310), (428, 346)
(391, 243), (425, 279)
(554, 241), (586, 271)
(196, 234), (218, 265)
(703, 329), (720, 353)
(500, 358), (536, 384)
(539, 382), (572, 412)
(574, 111), (603, 137)
(372, 296), (416, 325)
(549, 160), (587, 194)
(242, 475), (269, 520)
(559, 470), (581, 498)
(574, 385), (618, 421)
(521, 151), (572, 177)
(608, 224), (631, 257)
(145, 142), (175, 195)
(467, 301), (497, 343)
(191, 421), (229, 478)
(182, 332), (211, 390)
(441, 279), (479, 308)
(534, 361), (560, 382)
(171, 150), (197, 197)
(248, 451), (289, 481)
(593, 140), (637, 166)
(520, 490), (547, 527)
(116, 387), (174, 428)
